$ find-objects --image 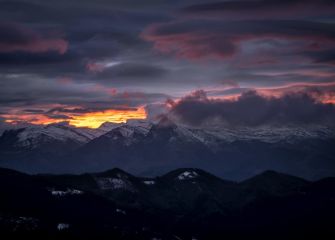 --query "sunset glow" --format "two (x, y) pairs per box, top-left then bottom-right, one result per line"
(3, 107), (147, 129)
(69, 107), (147, 128)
